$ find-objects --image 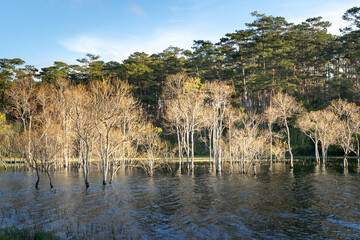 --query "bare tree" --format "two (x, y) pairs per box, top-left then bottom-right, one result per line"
(5, 76), (37, 168)
(316, 110), (338, 163)
(163, 73), (206, 172)
(272, 92), (303, 169)
(0, 112), (10, 170)
(70, 85), (95, 188)
(53, 78), (73, 168)
(108, 100), (140, 184)
(162, 73), (189, 170)
(264, 106), (279, 163)
(225, 108), (240, 173)
(297, 111), (321, 163)
(138, 122), (167, 176)
(330, 99), (359, 167)
(165, 98), (185, 170)
(230, 111), (268, 174)
(35, 84), (61, 188)
(206, 81), (234, 172)
(90, 79), (139, 185)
